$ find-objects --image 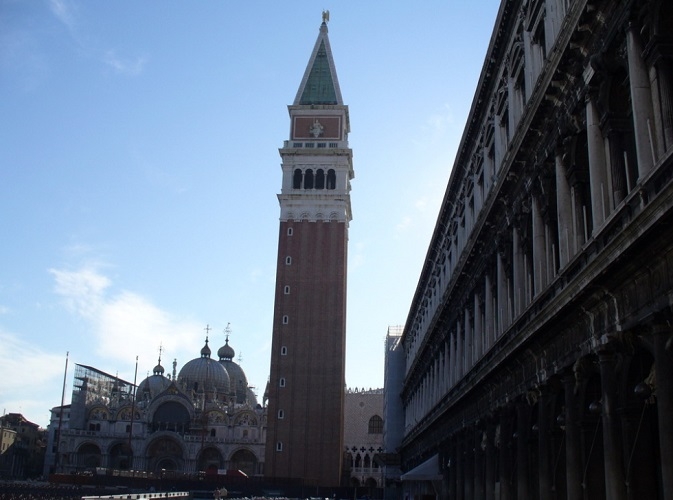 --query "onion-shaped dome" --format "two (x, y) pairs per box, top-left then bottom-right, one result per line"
(178, 338), (230, 402)
(246, 387), (259, 407)
(218, 338), (249, 404)
(137, 358), (171, 401)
